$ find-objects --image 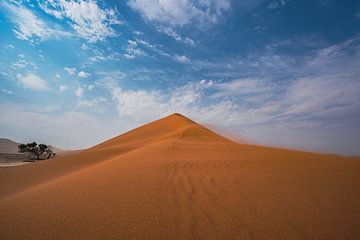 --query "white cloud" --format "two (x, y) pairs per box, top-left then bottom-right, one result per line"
(56, 73), (61, 78)
(268, 0), (287, 10)
(6, 44), (15, 50)
(211, 78), (271, 98)
(135, 39), (170, 57)
(157, 26), (195, 45)
(64, 67), (77, 75)
(1, 89), (12, 95)
(128, 0), (230, 26)
(81, 43), (89, 50)
(37, 0), (121, 42)
(77, 96), (107, 107)
(75, 86), (84, 98)
(17, 73), (49, 91)
(1, 2), (70, 43)
(89, 55), (105, 62)
(78, 70), (91, 78)
(112, 88), (168, 121)
(110, 80), (213, 122)
(123, 40), (147, 59)
(174, 54), (191, 63)
(11, 59), (28, 69)
(59, 85), (67, 92)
